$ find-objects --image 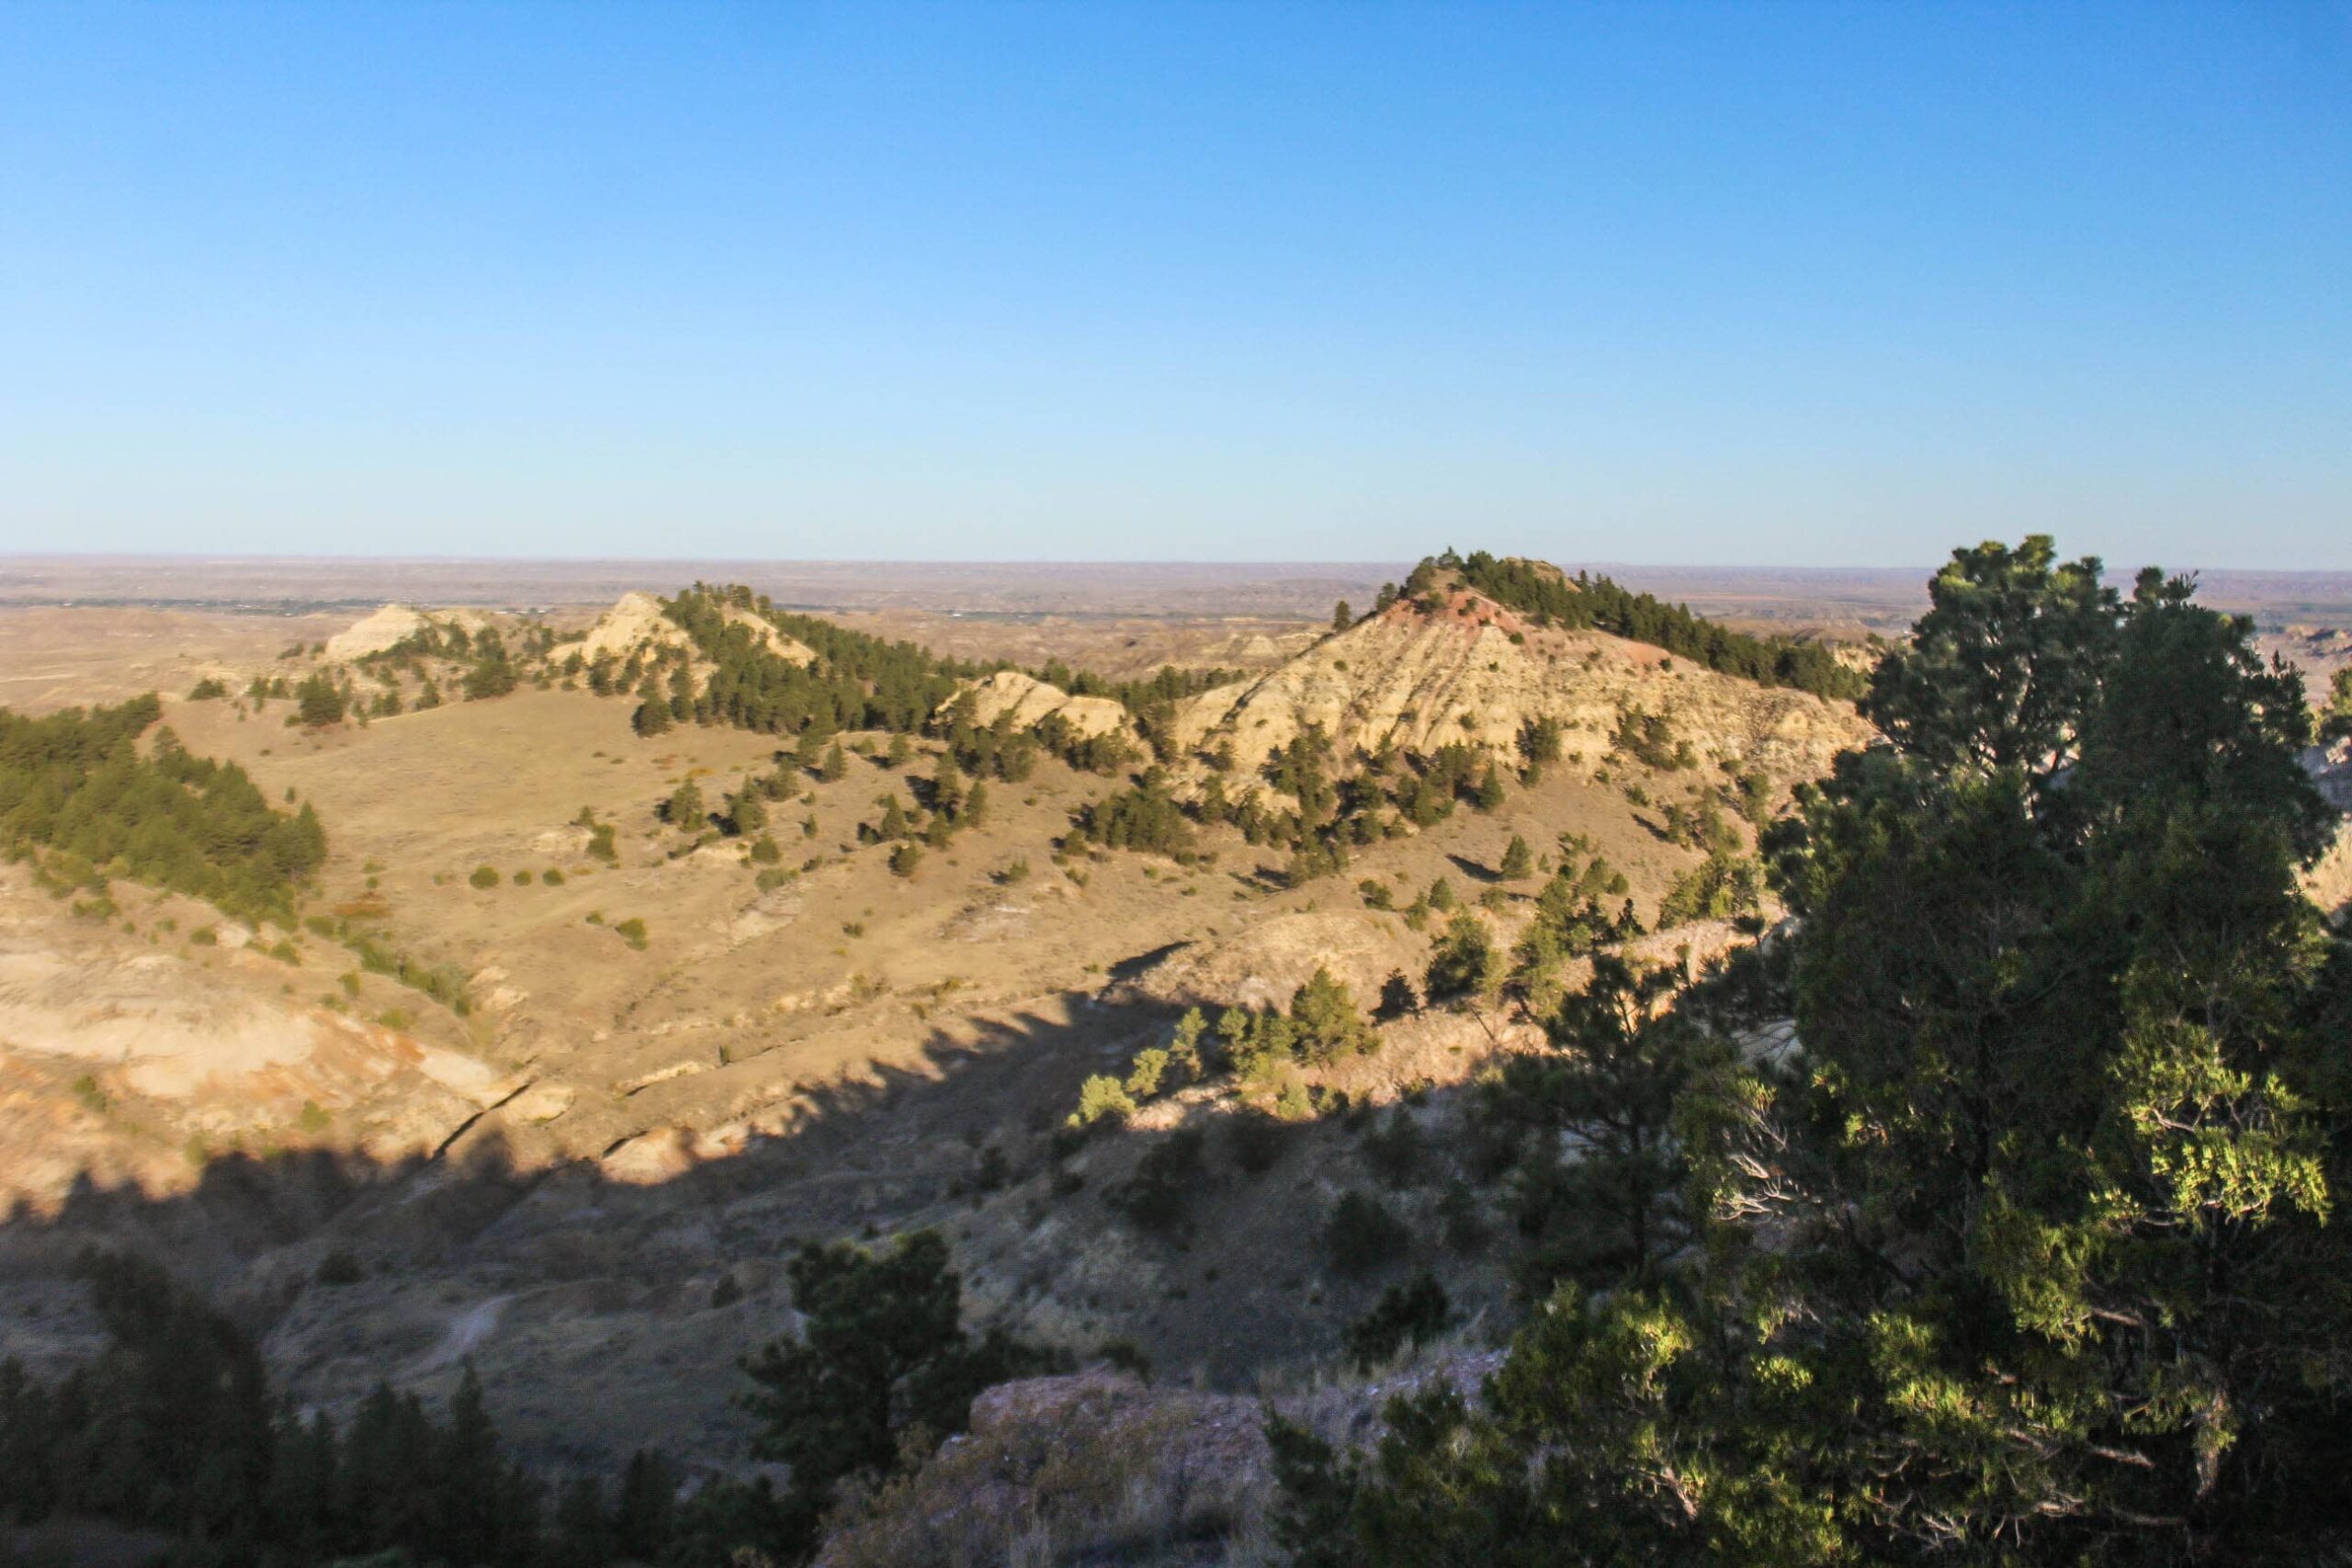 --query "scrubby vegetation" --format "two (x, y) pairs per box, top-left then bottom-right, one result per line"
(0, 696), (325, 924)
